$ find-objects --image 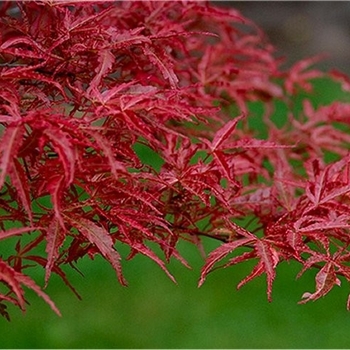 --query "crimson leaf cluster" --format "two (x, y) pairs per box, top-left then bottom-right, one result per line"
(1, 1), (350, 318)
